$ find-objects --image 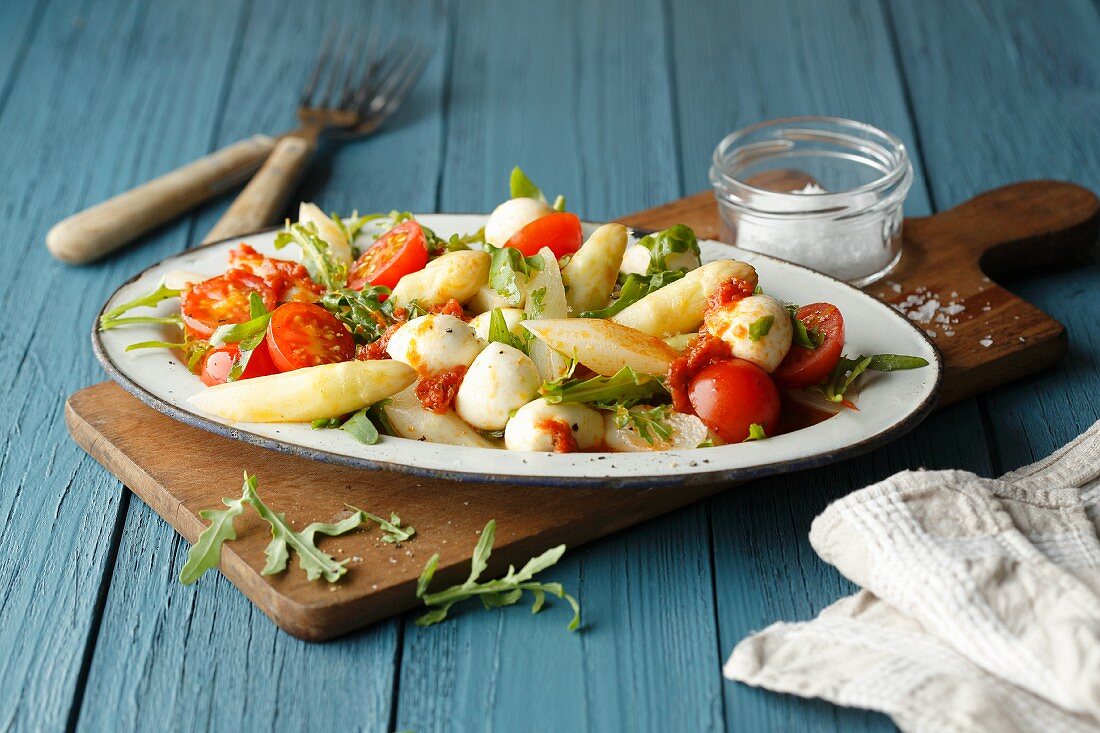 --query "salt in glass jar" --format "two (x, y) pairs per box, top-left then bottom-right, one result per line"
(709, 116), (913, 287)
